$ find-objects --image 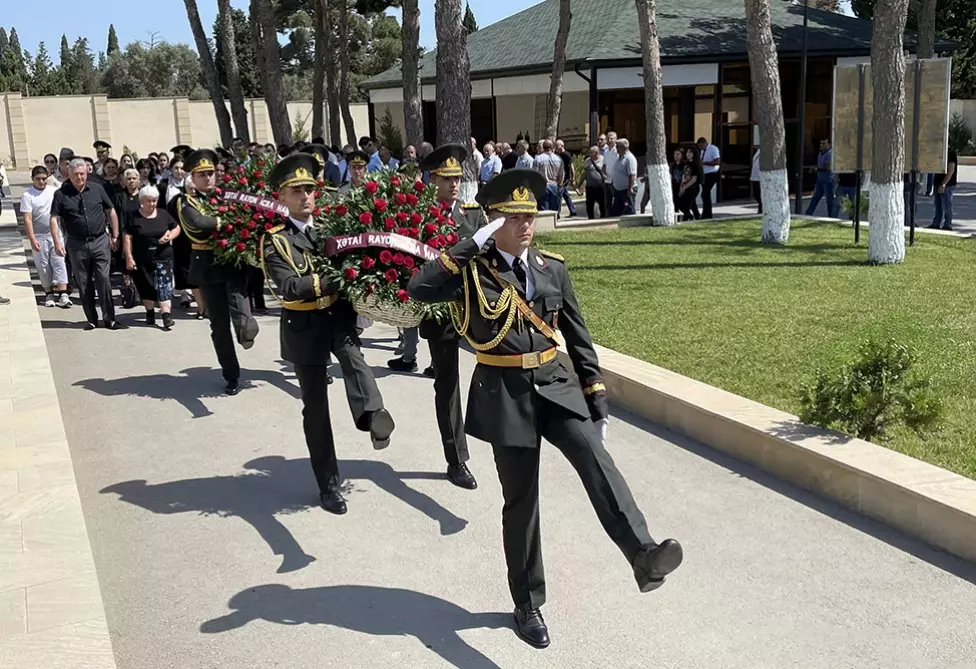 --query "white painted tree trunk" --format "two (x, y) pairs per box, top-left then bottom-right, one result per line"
(760, 169), (790, 243)
(647, 162), (674, 226)
(867, 181), (904, 263)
